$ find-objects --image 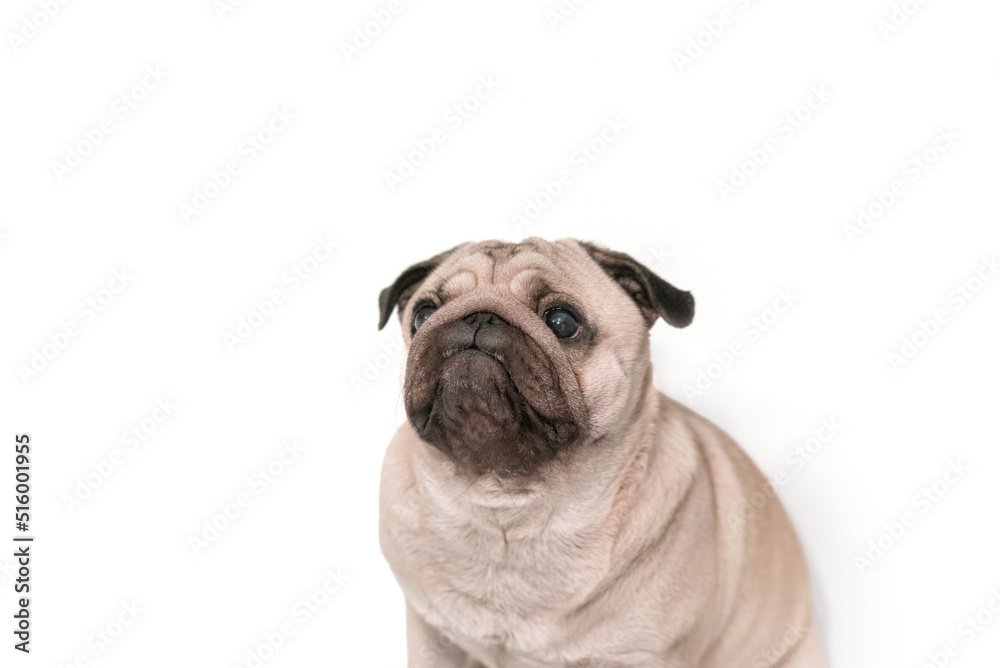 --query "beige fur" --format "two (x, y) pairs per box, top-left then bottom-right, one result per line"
(379, 238), (827, 667)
